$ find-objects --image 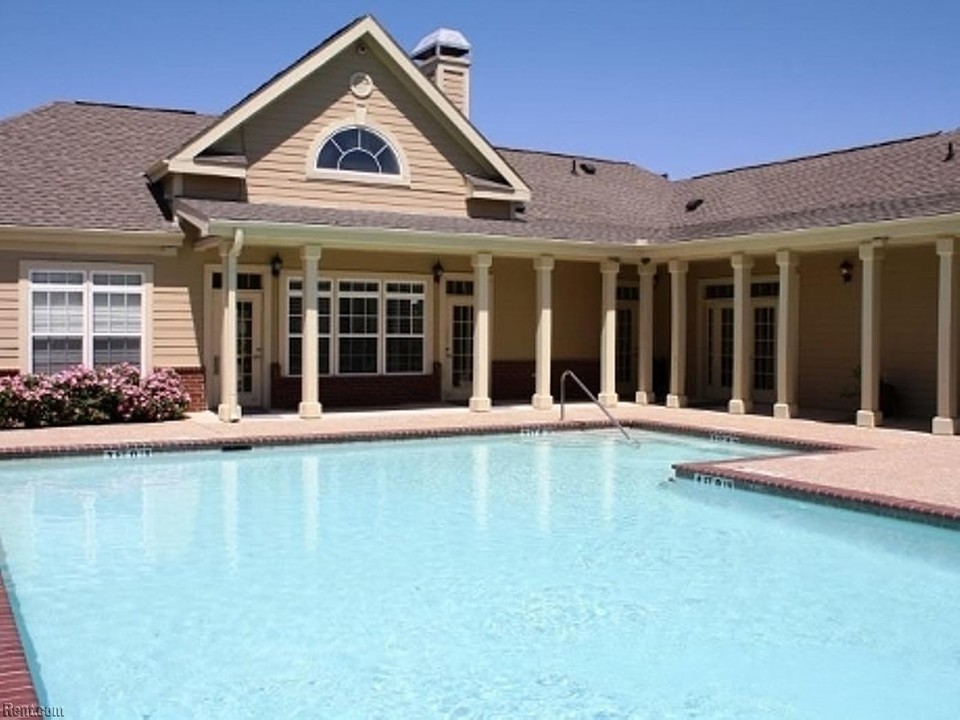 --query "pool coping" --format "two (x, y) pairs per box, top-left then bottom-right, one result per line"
(0, 572), (40, 713)
(672, 457), (960, 530)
